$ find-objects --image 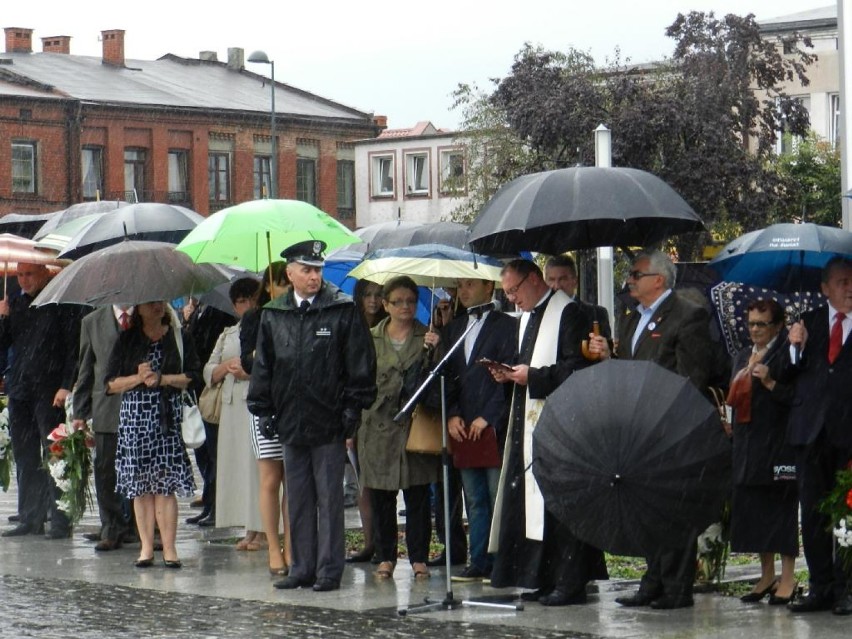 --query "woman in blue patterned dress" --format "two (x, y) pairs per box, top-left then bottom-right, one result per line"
(106, 301), (200, 568)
